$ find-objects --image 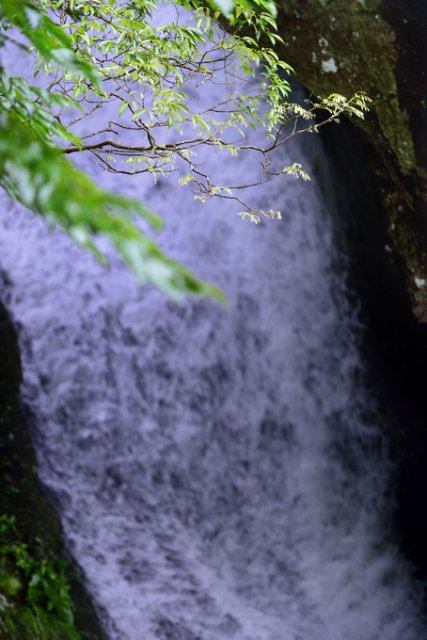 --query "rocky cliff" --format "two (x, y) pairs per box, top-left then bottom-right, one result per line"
(278, 0), (427, 320)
